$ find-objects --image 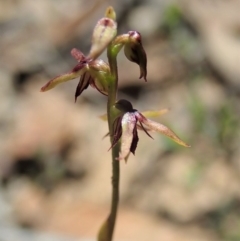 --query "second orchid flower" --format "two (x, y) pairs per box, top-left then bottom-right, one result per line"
(110, 99), (190, 161)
